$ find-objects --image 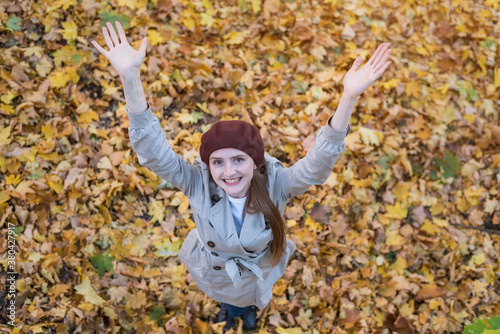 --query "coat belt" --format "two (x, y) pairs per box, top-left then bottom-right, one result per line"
(225, 257), (264, 287)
